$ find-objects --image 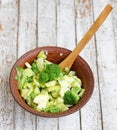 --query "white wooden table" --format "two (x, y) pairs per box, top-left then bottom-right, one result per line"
(0, 0), (117, 130)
